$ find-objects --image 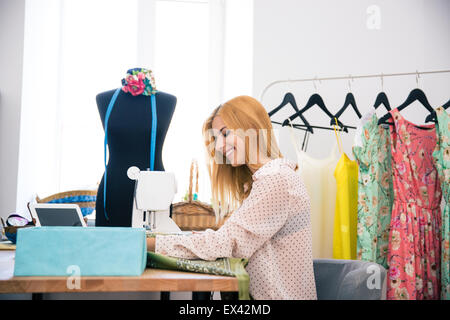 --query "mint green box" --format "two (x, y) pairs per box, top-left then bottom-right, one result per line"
(14, 227), (147, 276)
